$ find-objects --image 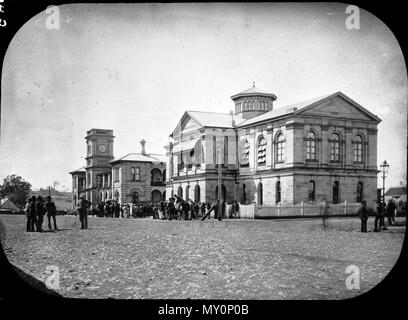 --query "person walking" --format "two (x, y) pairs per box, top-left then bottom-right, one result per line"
(385, 199), (396, 226)
(25, 196), (37, 232)
(357, 200), (368, 233)
(35, 196), (46, 232)
(77, 195), (90, 229)
(45, 196), (58, 230)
